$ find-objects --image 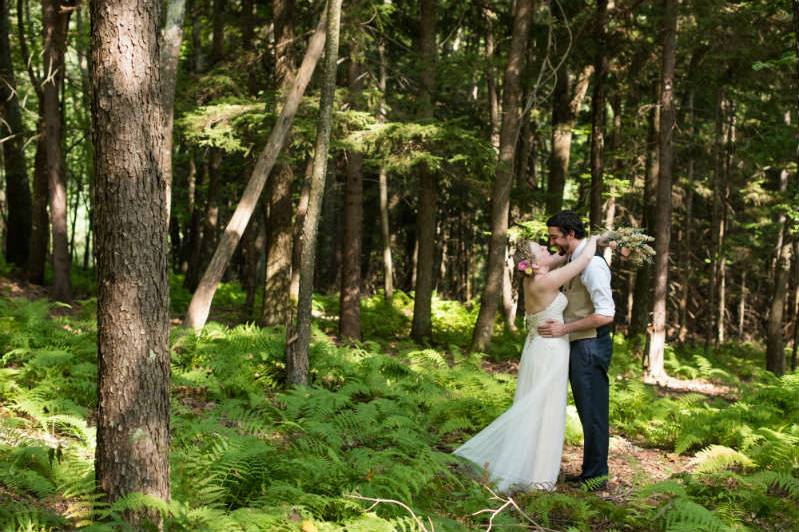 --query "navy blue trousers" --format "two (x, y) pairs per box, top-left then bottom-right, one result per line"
(569, 329), (612, 480)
